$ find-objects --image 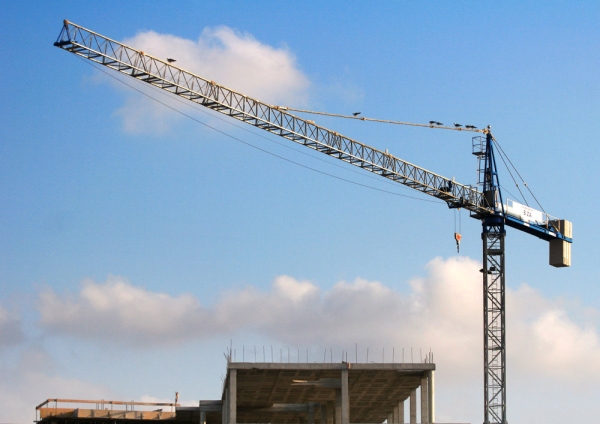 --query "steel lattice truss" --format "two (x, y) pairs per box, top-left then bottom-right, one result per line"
(482, 224), (506, 424)
(54, 20), (488, 213)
